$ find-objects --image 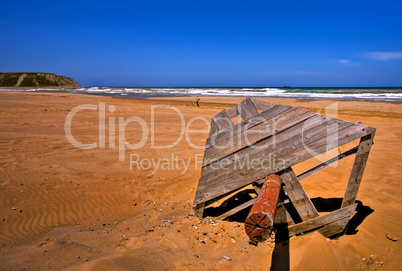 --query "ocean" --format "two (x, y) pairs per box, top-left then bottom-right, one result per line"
(3, 87), (402, 102)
